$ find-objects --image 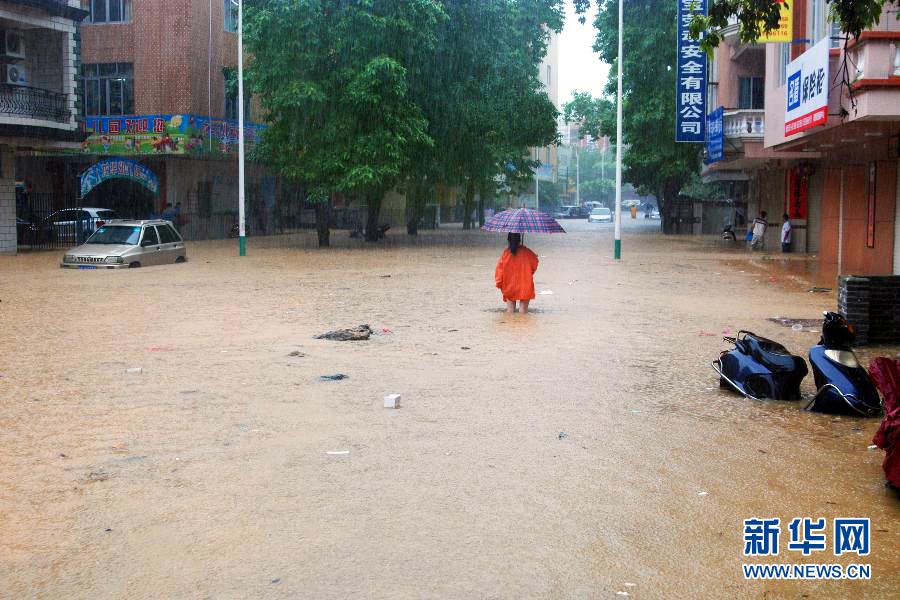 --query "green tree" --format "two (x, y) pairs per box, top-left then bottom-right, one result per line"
(245, 0), (442, 245)
(407, 0), (562, 232)
(567, 1), (702, 231)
